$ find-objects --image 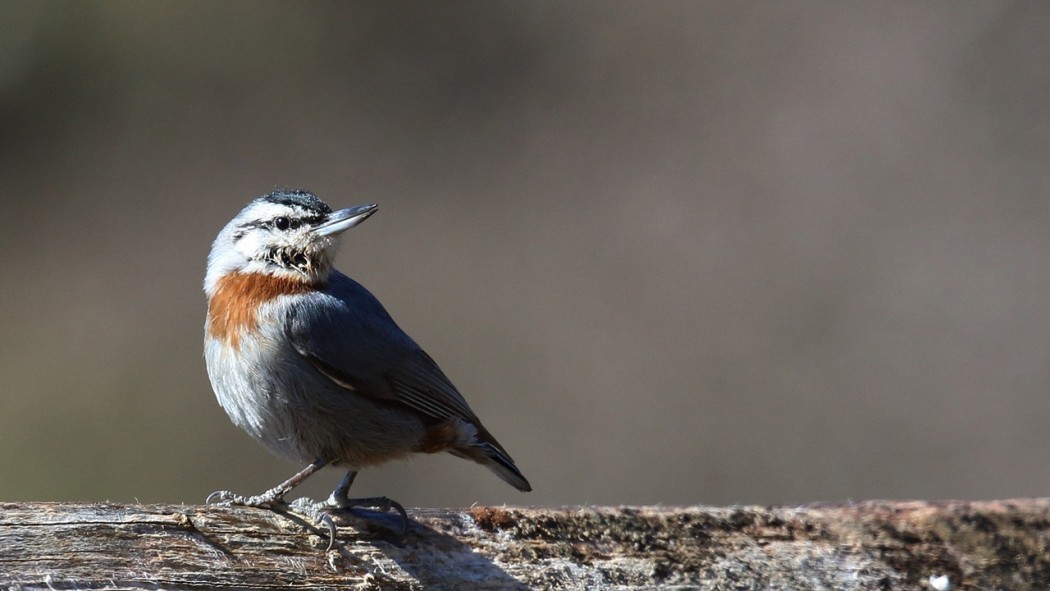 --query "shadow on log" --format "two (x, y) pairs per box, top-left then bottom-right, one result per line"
(2, 499), (1049, 589)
